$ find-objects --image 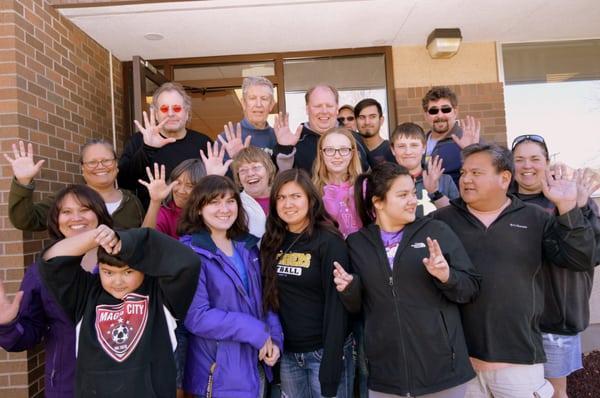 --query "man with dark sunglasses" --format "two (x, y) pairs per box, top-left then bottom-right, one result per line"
(118, 82), (212, 208)
(422, 86), (480, 187)
(338, 104), (357, 131)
